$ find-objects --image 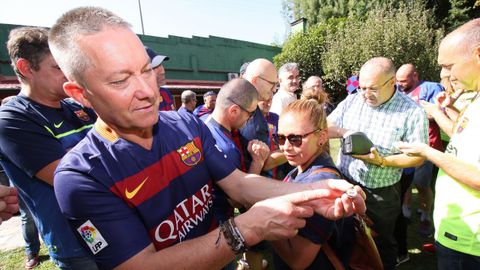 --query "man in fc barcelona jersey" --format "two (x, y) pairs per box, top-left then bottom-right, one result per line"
(50, 7), (366, 270)
(0, 26), (98, 269)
